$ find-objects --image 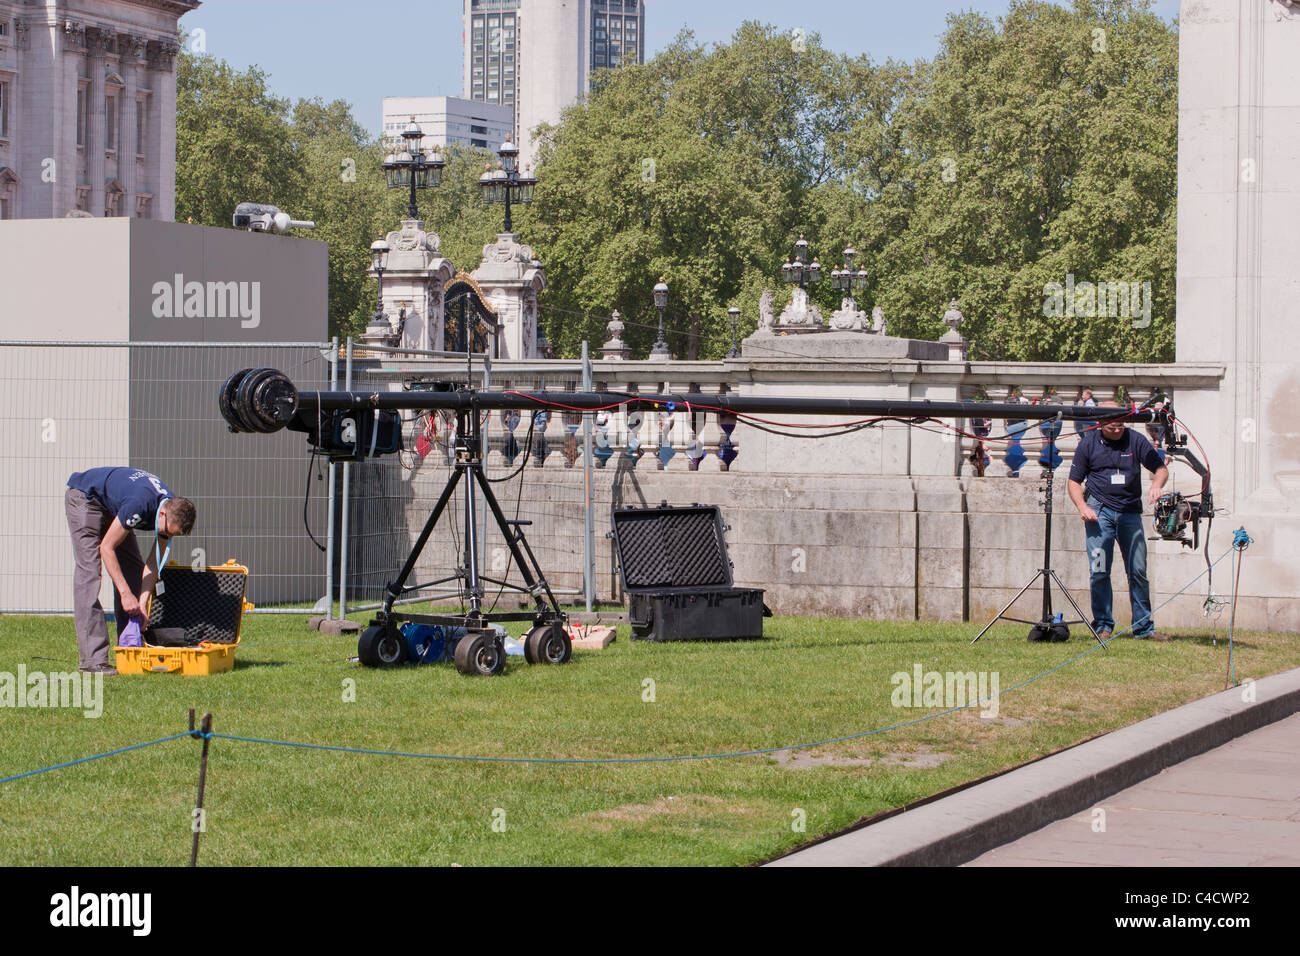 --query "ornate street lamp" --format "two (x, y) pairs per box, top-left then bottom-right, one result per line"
(727, 306), (741, 358)
(650, 276), (670, 357)
(830, 244), (868, 295)
(370, 235), (390, 326)
(478, 135), (537, 233)
(382, 117), (445, 220)
(781, 233), (821, 290)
